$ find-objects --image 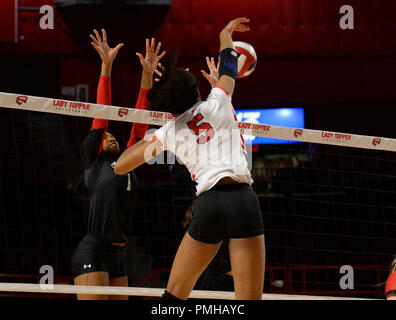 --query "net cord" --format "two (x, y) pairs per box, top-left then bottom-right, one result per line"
(0, 283), (375, 300)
